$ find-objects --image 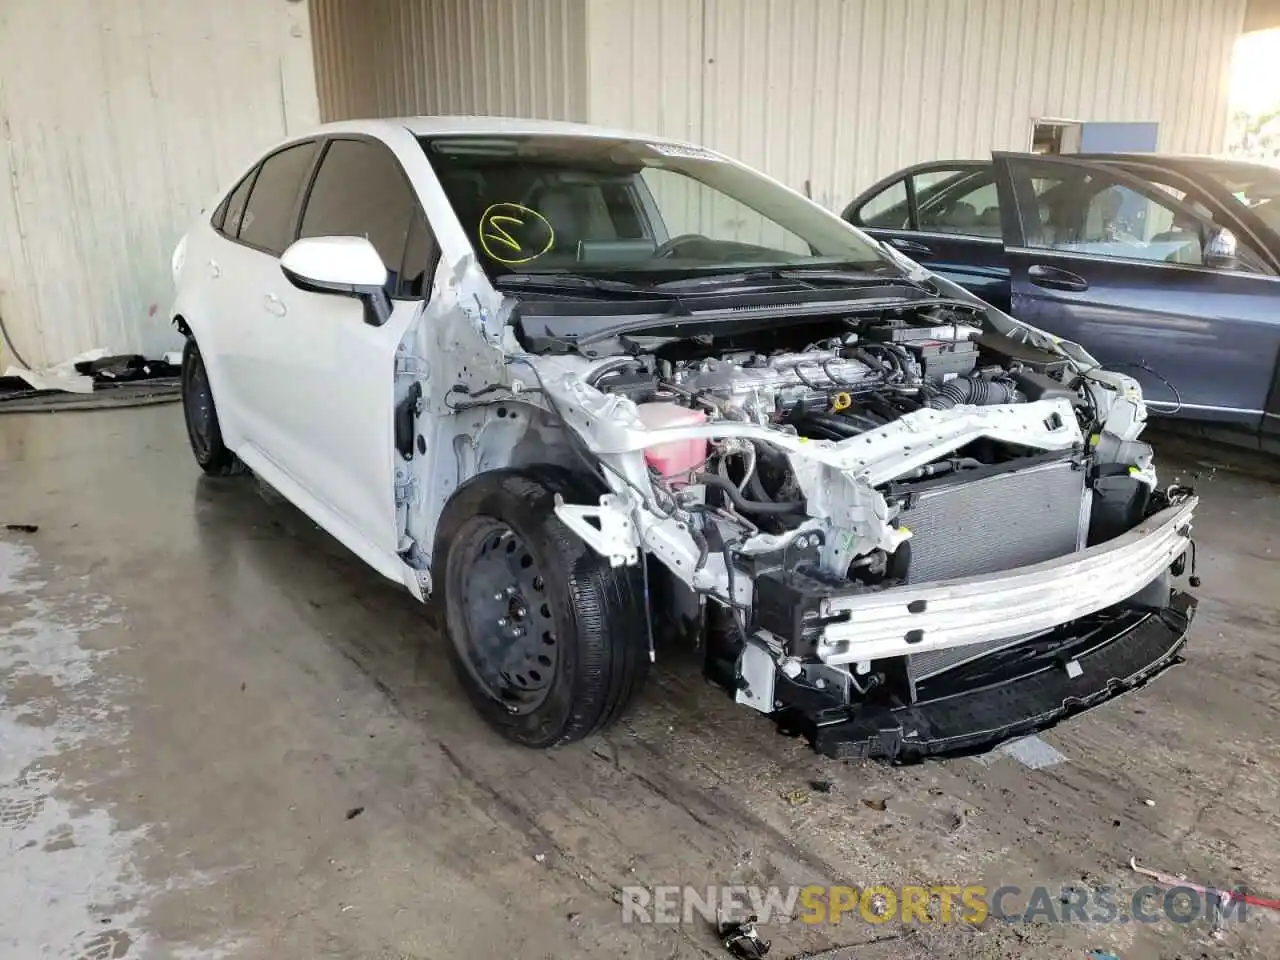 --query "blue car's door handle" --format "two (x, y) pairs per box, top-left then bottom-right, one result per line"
(888, 237), (935, 259)
(1028, 264), (1089, 292)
